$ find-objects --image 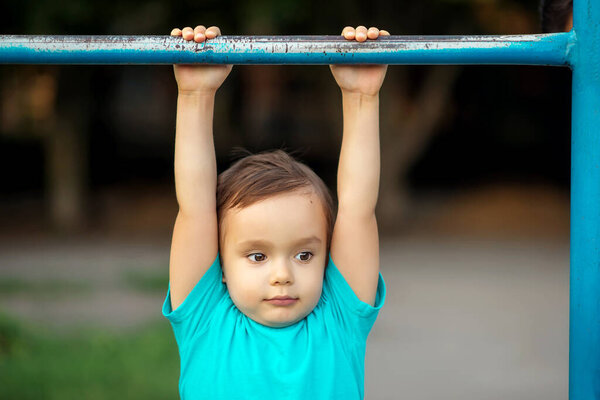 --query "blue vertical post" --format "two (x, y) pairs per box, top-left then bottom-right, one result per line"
(570, 0), (600, 398)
